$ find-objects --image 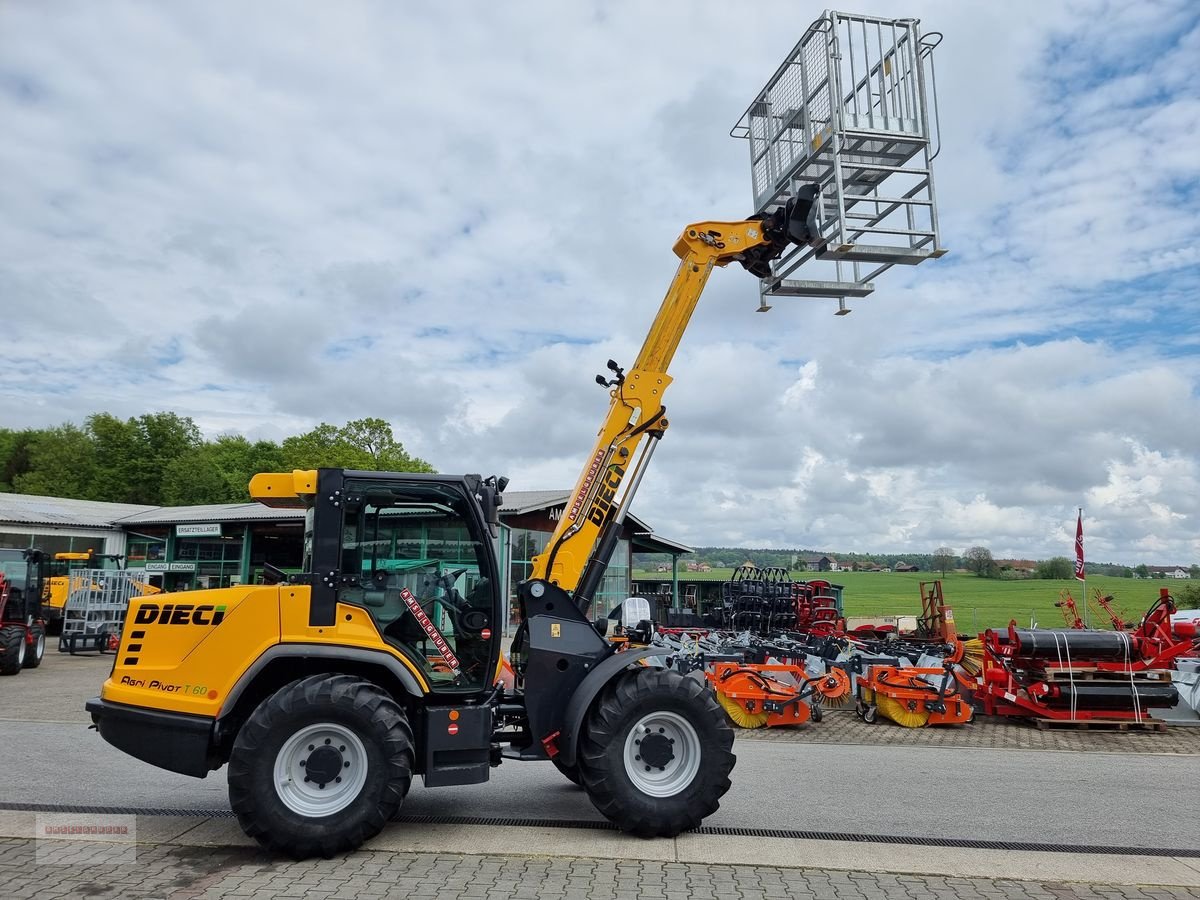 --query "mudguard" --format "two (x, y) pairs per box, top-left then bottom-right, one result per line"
(556, 646), (670, 768)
